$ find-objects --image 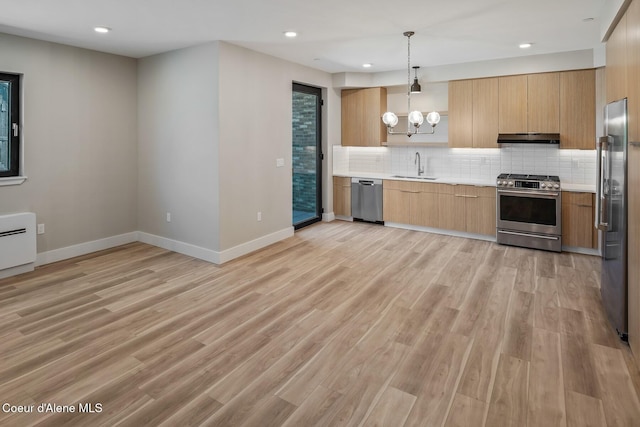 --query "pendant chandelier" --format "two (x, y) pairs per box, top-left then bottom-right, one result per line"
(382, 31), (440, 137)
